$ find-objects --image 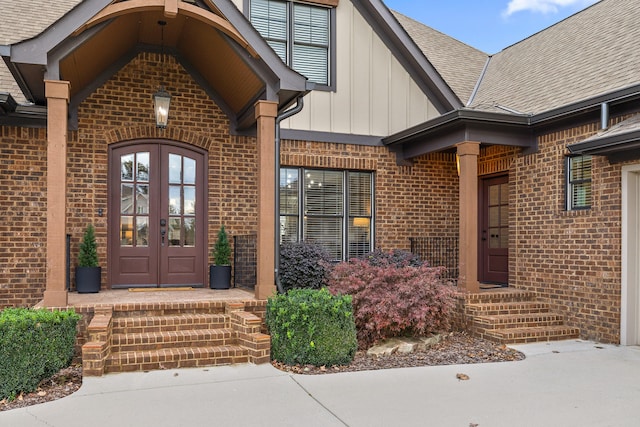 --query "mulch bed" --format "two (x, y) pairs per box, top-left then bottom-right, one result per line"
(1, 332), (524, 411)
(271, 331), (525, 374)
